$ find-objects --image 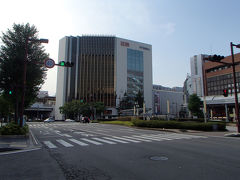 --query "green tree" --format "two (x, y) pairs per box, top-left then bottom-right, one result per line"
(60, 101), (105, 120)
(119, 92), (134, 110)
(0, 95), (13, 121)
(93, 102), (105, 118)
(0, 23), (48, 123)
(134, 90), (144, 108)
(188, 94), (203, 117)
(59, 101), (75, 119)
